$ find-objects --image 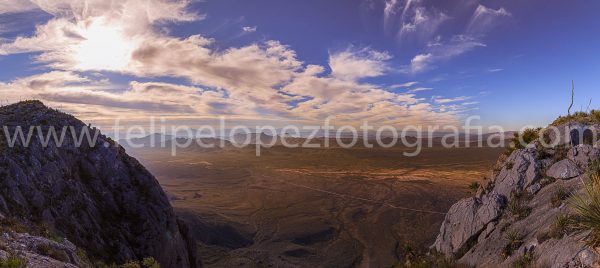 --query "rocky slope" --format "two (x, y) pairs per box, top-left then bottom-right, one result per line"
(0, 101), (199, 267)
(433, 122), (600, 267)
